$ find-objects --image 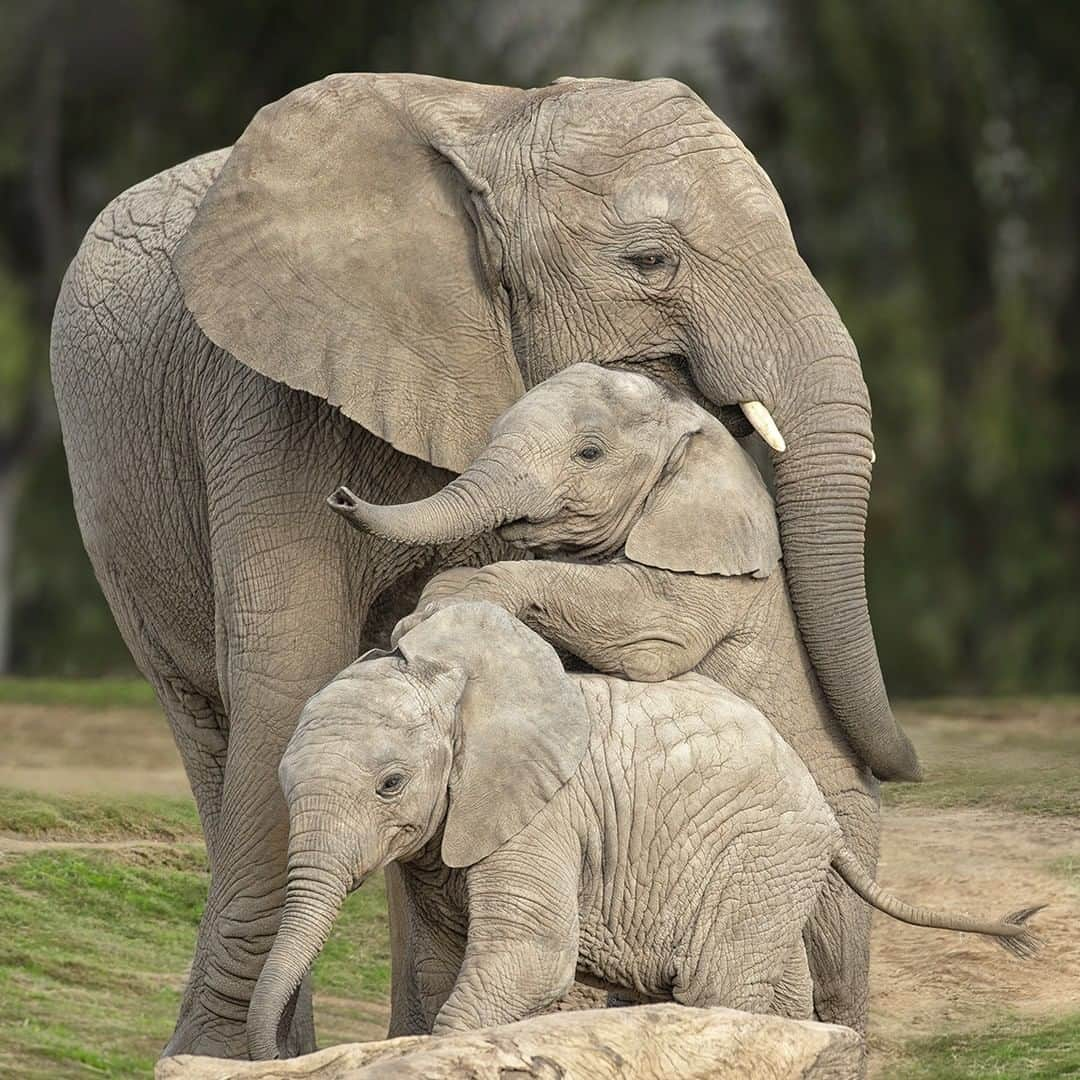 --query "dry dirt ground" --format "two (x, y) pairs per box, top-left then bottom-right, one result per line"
(867, 808), (1079, 1070)
(2, 692), (1077, 1076)
(0, 701), (189, 797)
